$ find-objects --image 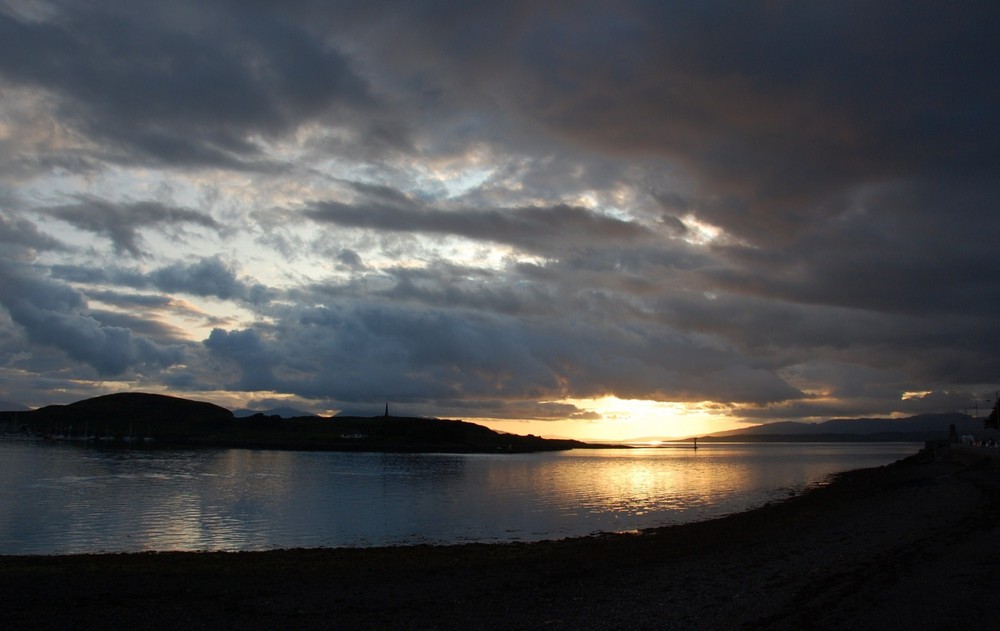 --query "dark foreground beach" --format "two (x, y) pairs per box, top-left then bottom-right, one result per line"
(3, 449), (998, 630)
